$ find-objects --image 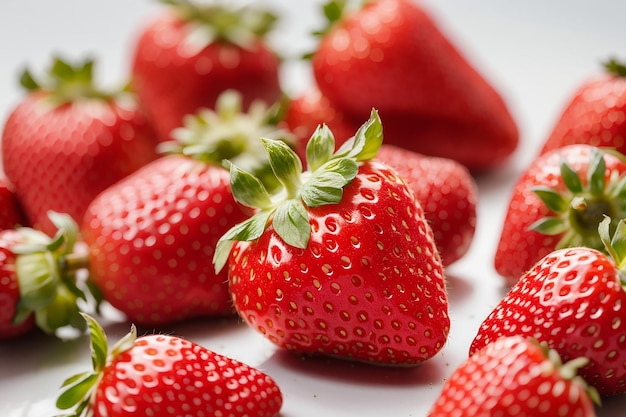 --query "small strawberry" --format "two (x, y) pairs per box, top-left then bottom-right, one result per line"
(310, 0), (519, 172)
(56, 314), (283, 417)
(214, 110), (450, 366)
(0, 212), (89, 340)
(428, 336), (598, 417)
(0, 176), (27, 230)
(131, 0), (282, 142)
(1, 57), (158, 236)
(376, 144), (478, 266)
(494, 144), (626, 285)
(540, 59), (626, 156)
(472, 216), (626, 396)
(81, 89), (290, 325)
